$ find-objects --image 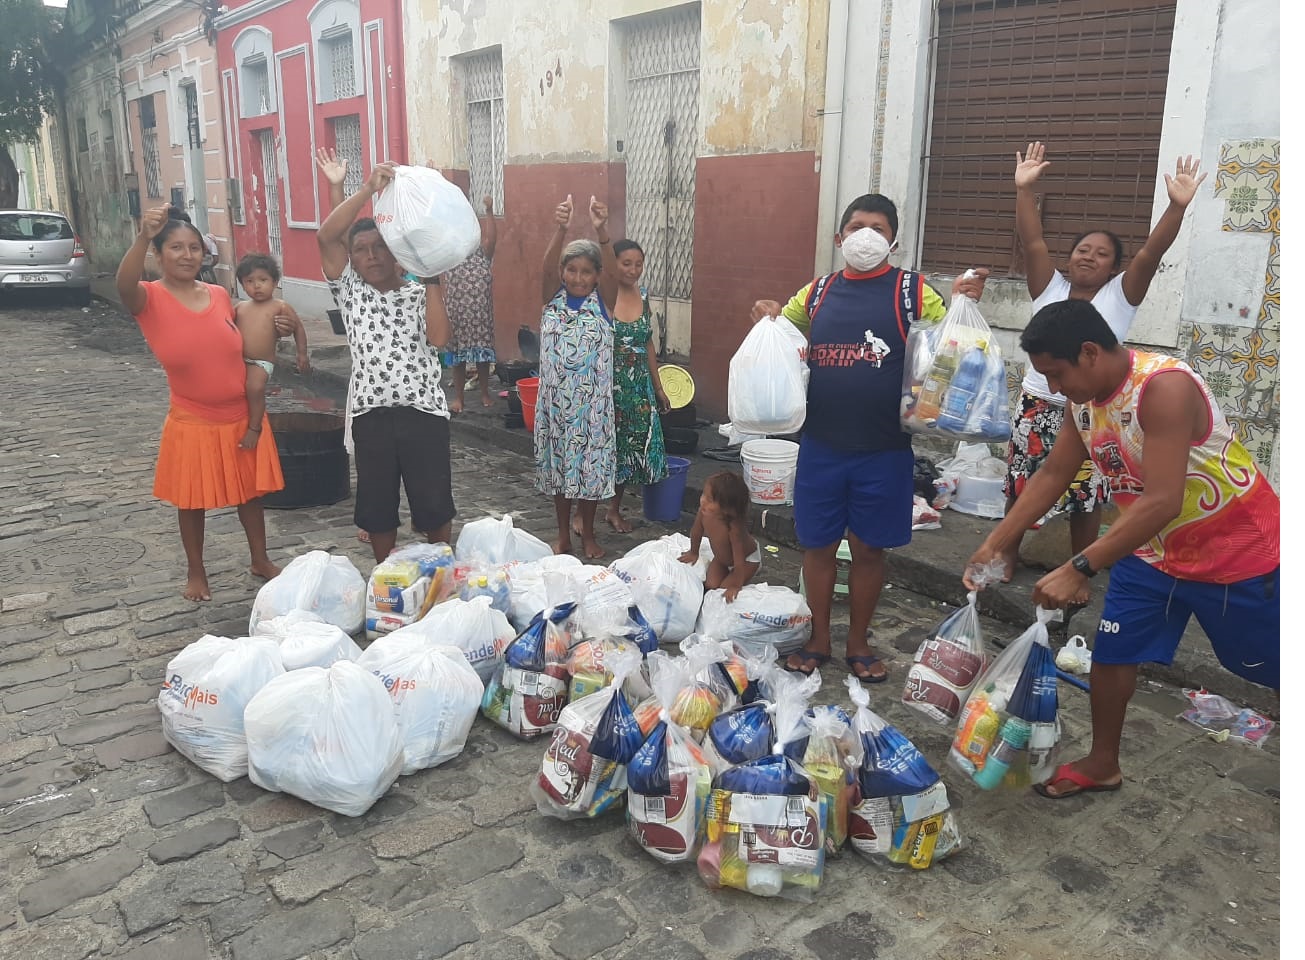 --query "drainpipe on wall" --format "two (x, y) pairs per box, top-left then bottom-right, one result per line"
(388, 0), (408, 163)
(813, 0), (850, 276)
